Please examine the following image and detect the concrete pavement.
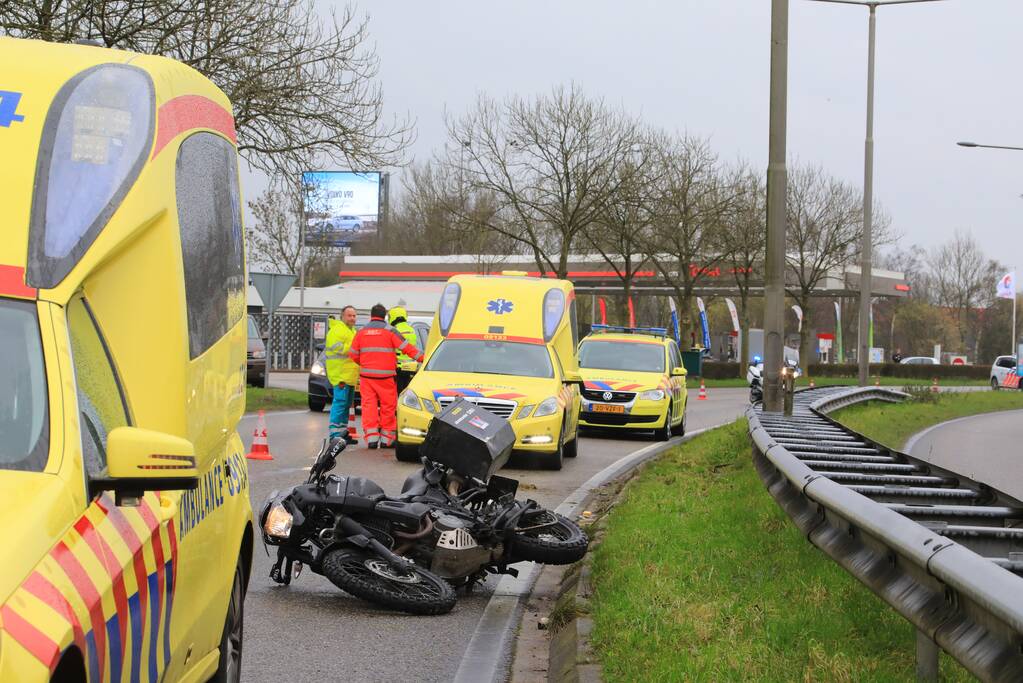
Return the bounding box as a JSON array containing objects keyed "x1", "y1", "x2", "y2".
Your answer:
[
  {"x1": 238, "y1": 386, "x2": 750, "y2": 682},
  {"x1": 908, "y1": 409, "x2": 1023, "y2": 501}
]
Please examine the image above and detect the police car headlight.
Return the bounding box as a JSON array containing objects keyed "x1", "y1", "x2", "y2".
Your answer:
[
  {"x1": 310, "y1": 361, "x2": 325, "y2": 376},
  {"x1": 400, "y1": 390, "x2": 422, "y2": 410},
  {"x1": 252, "y1": 350, "x2": 267, "y2": 360},
  {"x1": 639, "y1": 390, "x2": 666, "y2": 401},
  {"x1": 534, "y1": 397, "x2": 560, "y2": 417},
  {"x1": 264, "y1": 504, "x2": 293, "y2": 539}
]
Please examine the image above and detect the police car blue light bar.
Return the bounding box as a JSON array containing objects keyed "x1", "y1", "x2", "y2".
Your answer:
[{"x1": 590, "y1": 324, "x2": 669, "y2": 336}]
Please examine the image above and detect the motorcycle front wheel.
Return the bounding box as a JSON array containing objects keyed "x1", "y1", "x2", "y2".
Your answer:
[
  {"x1": 321, "y1": 548, "x2": 456, "y2": 615},
  {"x1": 507, "y1": 510, "x2": 588, "y2": 565}
]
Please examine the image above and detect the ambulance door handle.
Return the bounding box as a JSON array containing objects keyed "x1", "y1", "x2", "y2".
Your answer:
[{"x1": 159, "y1": 493, "x2": 178, "y2": 523}]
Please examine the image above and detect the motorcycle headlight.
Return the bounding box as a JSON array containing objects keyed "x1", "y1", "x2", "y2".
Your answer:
[
  {"x1": 639, "y1": 389, "x2": 665, "y2": 401},
  {"x1": 400, "y1": 390, "x2": 422, "y2": 410},
  {"x1": 263, "y1": 504, "x2": 293, "y2": 539},
  {"x1": 533, "y1": 396, "x2": 560, "y2": 417},
  {"x1": 310, "y1": 361, "x2": 325, "y2": 376}
]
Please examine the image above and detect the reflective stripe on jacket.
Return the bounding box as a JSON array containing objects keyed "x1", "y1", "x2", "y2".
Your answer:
[
  {"x1": 392, "y1": 320, "x2": 418, "y2": 363},
  {"x1": 349, "y1": 318, "x2": 424, "y2": 378},
  {"x1": 324, "y1": 319, "x2": 358, "y2": 386}
]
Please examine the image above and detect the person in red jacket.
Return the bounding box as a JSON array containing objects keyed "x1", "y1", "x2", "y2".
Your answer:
[{"x1": 349, "y1": 303, "x2": 425, "y2": 448}]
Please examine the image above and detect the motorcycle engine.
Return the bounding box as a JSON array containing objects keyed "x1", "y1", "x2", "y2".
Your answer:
[{"x1": 430, "y1": 514, "x2": 493, "y2": 579}]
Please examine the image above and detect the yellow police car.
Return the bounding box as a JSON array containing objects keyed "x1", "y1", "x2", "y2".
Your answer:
[
  {"x1": 0, "y1": 38, "x2": 253, "y2": 682},
  {"x1": 396, "y1": 274, "x2": 582, "y2": 470},
  {"x1": 577, "y1": 326, "x2": 688, "y2": 440}
]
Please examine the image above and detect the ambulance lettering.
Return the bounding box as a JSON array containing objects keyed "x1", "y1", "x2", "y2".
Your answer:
[{"x1": 179, "y1": 452, "x2": 248, "y2": 540}]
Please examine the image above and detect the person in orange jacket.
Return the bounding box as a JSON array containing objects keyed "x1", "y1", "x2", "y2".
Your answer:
[{"x1": 349, "y1": 303, "x2": 425, "y2": 448}]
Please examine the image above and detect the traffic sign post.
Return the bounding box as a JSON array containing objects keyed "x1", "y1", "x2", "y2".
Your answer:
[{"x1": 251, "y1": 272, "x2": 296, "y2": 388}]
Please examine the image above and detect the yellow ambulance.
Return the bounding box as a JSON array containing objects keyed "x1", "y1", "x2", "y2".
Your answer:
[
  {"x1": 396, "y1": 274, "x2": 582, "y2": 470},
  {"x1": 577, "y1": 326, "x2": 688, "y2": 440},
  {"x1": 0, "y1": 37, "x2": 253, "y2": 682}
]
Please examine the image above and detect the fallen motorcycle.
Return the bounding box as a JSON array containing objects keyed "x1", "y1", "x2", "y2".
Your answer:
[{"x1": 259, "y1": 398, "x2": 589, "y2": 615}]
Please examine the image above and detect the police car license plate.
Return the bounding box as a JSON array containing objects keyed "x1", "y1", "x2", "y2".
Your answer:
[{"x1": 592, "y1": 404, "x2": 625, "y2": 414}]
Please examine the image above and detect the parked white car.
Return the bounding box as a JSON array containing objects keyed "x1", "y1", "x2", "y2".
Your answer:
[
  {"x1": 900, "y1": 356, "x2": 938, "y2": 365},
  {"x1": 990, "y1": 355, "x2": 1019, "y2": 389}
]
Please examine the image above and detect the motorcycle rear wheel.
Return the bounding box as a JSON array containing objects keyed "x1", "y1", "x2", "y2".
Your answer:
[
  {"x1": 321, "y1": 548, "x2": 456, "y2": 615},
  {"x1": 507, "y1": 511, "x2": 588, "y2": 565}
]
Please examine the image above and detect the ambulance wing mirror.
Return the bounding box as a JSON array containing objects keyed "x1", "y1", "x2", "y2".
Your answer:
[
  {"x1": 91, "y1": 427, "x2": 199, "y2": 506},
  {"x1": 563, "y1": 370, "x2": 585, "y2": 387}
]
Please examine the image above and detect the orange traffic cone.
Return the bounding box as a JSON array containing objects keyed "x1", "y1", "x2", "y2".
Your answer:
[
  {"x1": 809, "y1": 377, "x2": 816, "y2": 389},
  {"x1": 246, "y1": 410, "x2": 274, "y2": 460},
  {"x1": 347, "y1": 402, "x2": 360, "y2": 441},
  {"x1": 931, "y1": 377, "x2": 939, "y2": 393},
  {"x1": 697, "y1": 378, "x2": 708, "y2": 401}
]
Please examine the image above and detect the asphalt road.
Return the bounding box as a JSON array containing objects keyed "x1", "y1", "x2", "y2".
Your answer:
[
  {"x1": 908, "y1": 409, "x2": 1023, "y2": 501},
  {"x1": 238, "y1": 386, "x2": 750, "y2": 682}
]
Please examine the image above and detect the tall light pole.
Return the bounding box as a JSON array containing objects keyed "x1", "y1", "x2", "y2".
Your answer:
[
  {"x1": 957, "y1": 140, "x2": 1021, "y2": 356},
  {"x1": 763, "y1": 0, "x2": 790, "y2": 412},
  {"x1": 808, "y1": 0, "x2": 947, "y2": 385}
]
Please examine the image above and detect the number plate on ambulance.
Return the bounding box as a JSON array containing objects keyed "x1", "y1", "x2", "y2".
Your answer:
[{"x1": 592, "y1": 404, "x2": 625, "y2": 414}]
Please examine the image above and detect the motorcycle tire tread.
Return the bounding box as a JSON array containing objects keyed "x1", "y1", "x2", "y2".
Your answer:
[
  {"x1": 507, "y1": 513, "x2": 589, "y2": 565},
  {"x1": 321, "y1": 549, "x2": 457, "y2": 616}
]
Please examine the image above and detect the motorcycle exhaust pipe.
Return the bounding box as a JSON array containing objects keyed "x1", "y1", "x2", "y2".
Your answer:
[{"x1": 338, "y1": 517, "x2": 413, "y2": 571}]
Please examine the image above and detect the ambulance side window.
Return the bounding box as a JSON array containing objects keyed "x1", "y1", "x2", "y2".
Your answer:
[
  {"x1": 175, "y1": 132, "x2": 246, "y2": 359},
  {"x1": 669, "y1": 342, "x2": 682, "y2": 371},
  {"x1": 67, "y1": 297, "x2": 130, "y2": 477}
]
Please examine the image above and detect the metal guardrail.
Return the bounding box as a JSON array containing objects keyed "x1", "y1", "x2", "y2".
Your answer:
[{"x1": 748, "y1": 386, "x2": 1023, "y2": 682}]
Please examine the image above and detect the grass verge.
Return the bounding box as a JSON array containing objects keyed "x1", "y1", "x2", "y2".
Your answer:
[
  {"x1": 832, "y1": 389, "x2": 1023, "y2": 451},
  {"x1": 701, "y1": 376, "x2": 989, "y2": 388},
  {"x1": 245, "y1": 386, "x2": 308, "y2": 413},
  {"x1": 589, "y1": 420, "x2": 971, "y2": 681}
]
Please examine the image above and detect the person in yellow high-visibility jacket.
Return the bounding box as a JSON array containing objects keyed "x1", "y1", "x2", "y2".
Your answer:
[
  {"x1": 325, "y1": 305, "x2": 359, "y2": 442},
  {"x1": 389, "y1": 306, "x2": 418, "y2": 395}
]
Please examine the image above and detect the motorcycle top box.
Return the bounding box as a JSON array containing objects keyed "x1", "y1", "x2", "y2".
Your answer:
[{"x1": 420, "y1": 398, "x2": 515, "y2": 481}]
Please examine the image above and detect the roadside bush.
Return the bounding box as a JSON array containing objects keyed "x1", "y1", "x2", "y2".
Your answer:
[{"x1": 699, "y1": 361, "x2": 989, "y2": 380}]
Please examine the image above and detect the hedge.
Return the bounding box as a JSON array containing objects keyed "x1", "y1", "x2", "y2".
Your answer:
[{"x1": 699, "y1": 361, "x2": 990, "y2": 380}]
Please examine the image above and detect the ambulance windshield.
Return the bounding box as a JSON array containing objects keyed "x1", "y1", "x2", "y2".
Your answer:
[
  {"x1": 426, "y1": 339, "x2": 554, "y2": 378},
  {"x1": 0, "y1": 300, "x2": 49, "y2": 472},
  {"x1": 578, "y1": 340, "x2": 665, "y2": 373}
]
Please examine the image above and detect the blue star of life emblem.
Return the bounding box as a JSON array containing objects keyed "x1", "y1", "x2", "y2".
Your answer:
[{"x1": 487, "y1": 298, "x2": 514, "y2": 315}]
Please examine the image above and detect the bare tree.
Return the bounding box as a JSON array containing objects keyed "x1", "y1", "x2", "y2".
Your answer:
[
  {"x1": 785, "y1": 163, "x2": 892, "y2": 368},
  {"x1": 645, "y1": 132, "x2": 733, "y2": 337},
  {"x1": 581, "y1": 135, "x2": 659, "y2": 319},
  {"x1": 446, "y1": 84, "x2": 642, "y2": 278},
  {"x1": 928, "y1": 229, "x2": 1002, "y2": 358},
  {"x1": 247, "y1": 183, "x2": 342, "y2": 284},
  {"x1": 3, "y1": 0, "x2": 412, "y2": 177},
  {"x1": 721, "y1": 165, "x2": 766, "y2": 373},
  {"x1": 361, "y1": 160, "x2": 519, "y2": 264}
]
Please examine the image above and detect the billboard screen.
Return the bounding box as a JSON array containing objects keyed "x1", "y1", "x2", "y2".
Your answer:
[{"x1": 302, "y1": 171, "x2": 381, "y2": 247}]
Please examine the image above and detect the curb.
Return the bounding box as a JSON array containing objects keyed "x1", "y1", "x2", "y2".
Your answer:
[{"x1": 454, "y1": 424, "x2": 725, "y2": 683}]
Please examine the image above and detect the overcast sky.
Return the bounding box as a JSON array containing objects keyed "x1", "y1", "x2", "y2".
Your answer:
[{"x1": 292, "y1": 1, "x2": 1022, "y2": 264}]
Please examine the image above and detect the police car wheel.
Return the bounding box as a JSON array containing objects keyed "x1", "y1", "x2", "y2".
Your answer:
[
  {"x1": 308, "y1": 396, "x2": 326, "y2": 412},
  {"x1": 991, "y1": 377, "x2": 1000, "y2": 391},
  {"x1": 212, "y1": 560, "x2": 245, "y2": 683}
]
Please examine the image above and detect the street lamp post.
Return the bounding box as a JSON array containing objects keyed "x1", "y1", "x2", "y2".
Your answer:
[
  {"x1": 957, "y1": 141, "x2": 1021, "y2": 355},
  {"x1": 808, "y1": 0, "x2": 947, "y2": 386},
  {"x1": 763, "y1": 0, "x2": 790, "y2": 413}
]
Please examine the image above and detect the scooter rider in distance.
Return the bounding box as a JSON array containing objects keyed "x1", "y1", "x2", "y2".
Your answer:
[{"x1": 350, "y1": 303, "x2": 425, "y2": 449}]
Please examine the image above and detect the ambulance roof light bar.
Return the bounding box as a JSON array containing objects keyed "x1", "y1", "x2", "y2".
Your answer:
[{"x1": 590, "y1": 324, "x2": 669, "y2": 337}]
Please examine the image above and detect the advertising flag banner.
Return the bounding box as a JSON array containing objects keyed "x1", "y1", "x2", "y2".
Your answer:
[
  {"x1": 668, "y1": 299, "x2": 681, "y2": 343},
  {"x1": 725, "y1": 298, "x2": 740, "y2": 333},
  {"x1": 792, "y1": 305, "x2": 803, "y2": 333},
  {"x1": 834, "y1": 301, "x2": 843, "y2": 363},
  {"x1": 997, "y1": 272, "x2": 1016, "y2": 299},
  {"x1": 598, "y1": 297, "x2": 607, "y2": 325},
  {"x1": 627, "y1": 296, "x2": 636, "y2": 327},
  {"x1": 302, "y1": 171, "x2": 381, "y2": 247},
  {"x1": 696, "y1": 297, "x2": 711, "y2": 350}
]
